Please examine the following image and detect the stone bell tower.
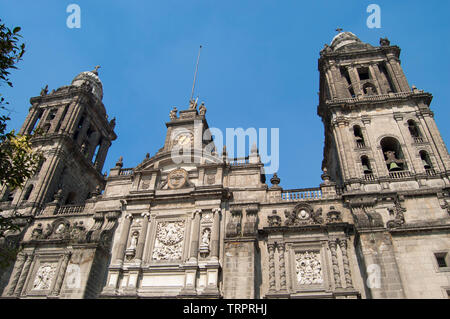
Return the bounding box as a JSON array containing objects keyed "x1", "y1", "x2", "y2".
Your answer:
[
  {"x1": 317, "y1": 31, "x2": 450, "y2": 189},
  {"x1": 0, "y1": 67, "x2": 117, "y2": 216},
  {"x1": 317, "y1": 32, "x2": 450, "y2": 299}
]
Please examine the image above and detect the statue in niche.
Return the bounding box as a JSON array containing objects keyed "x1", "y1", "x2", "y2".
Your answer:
[
  {"x1": 125, "y1": 231, "x2": 139, "y2": 260},
  {"x1": 199, "y1": 228, "x2": 211, "y2": 256},
  {"x1": 201, "y1": 228, "x2": 211, "y2": 246},
  {"x1": 129, "y1": 231, "x2": 139, "y2": 250}
]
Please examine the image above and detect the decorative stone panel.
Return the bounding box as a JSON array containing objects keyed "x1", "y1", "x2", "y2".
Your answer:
[{"x1": 152, "y1": 220, "x2": 186, "y2": 261}]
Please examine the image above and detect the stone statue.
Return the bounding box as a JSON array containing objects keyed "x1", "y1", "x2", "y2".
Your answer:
[
  {"x1": 129, "y1": 231, "x2": 139, "y2": 250},
  {"x1": 380, "y1": 37, "x2": 390, "y2": 46},
  {"x1": 201, "y1": 228, "x2": 211, "y2": 246},
  {"x1": 189, "y1": 99, "x2": 198, "y2": 110},
  {"x1": 199, "y1": 102, "x2": 206, "y2": 115},
  {"x1": 170, "y1": 107, "x2": 178, "y2": 120}
]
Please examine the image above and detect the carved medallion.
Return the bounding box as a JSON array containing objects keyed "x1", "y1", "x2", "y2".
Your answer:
[
  {"x1": 32, "y1": 263, "x2": 57, "y2": 290},
  {"x1": 295, "y1": 251, "x2": 323, "y2": 285},
  {"x1": 152, "y1": 220, "x2": 185, "y2": 261},
  {"x1": 167, "y1": 168, "x2": 188, "y2": 189}
]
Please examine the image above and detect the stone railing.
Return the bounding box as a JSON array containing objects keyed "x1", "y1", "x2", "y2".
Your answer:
[
  {"x1": 56, "y1": 204, "x2": 85, "y2": 215},
  {"x1": 327, "y1": 92, "x2": 414, "y2": 104},
  {"x1": 425, "y1": 168, "x2": 437, "y2": 176},
  {"x1": 229, "y1": 157, "x2": 250, "y2": 166},
  {"x1": 413, "y1": 137, "x2": 424, "y2": 144},
  {"x1": 356, "y1": 141, "x2": 366, "y2": 148},
  {"x1": 119, "y1": 168, "x2": 134, "y2": 176},
  {"x1": 281, "y1": 187, "x2": 322, "y2": 201},
  {"x1": 389, "y1": 170, "x2": 411, "y2": 179},
  {"x1": 364, "y1": 173, "x2": 376, "y2": 181}
]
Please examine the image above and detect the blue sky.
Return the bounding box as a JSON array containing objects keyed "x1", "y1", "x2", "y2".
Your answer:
[{"x1": 1, "y1": 1, "x2": 449, "y2": 189}]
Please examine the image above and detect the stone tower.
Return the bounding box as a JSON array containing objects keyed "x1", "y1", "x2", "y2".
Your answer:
[
  {"x1": 1, "y1": 67, "x2": 117, "y2": 216},
  {"x1": 318, "y1": 32, "x2": 450, "y2": 187},
  {"x1": 317, "y1": 32, "x2": 450, "y2": 298}
]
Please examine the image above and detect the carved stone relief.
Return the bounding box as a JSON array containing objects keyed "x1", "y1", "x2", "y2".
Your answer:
[
  {"x1": 167, "y1": 168, "x2": 188, "y2": 189},
  {"x1": 32, "y1": 263, "x2": 57, "y2": 290},
  {"x1": 285, "y1": 204, "x2": 323, "y2": 226},
  {"x1": 295, "y1": 251, "x2": 323, "y2": 285},
  {"x1": 152, "y1": 220, "x2": 185, "y2": 261}
]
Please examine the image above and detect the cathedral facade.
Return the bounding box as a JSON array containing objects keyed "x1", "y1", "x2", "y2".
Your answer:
[{"x1": 0, "y1": 32, "x2": 449, "y2": 299}]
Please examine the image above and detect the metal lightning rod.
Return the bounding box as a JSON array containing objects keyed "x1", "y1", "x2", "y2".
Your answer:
[{"x1": 190, "y1": 45, "x2": 202, "y2": 103}]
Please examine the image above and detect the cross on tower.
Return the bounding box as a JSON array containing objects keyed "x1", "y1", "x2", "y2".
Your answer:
[
  {"x1": 92, "y1": 65, "x2": 101, "y2": 75},
  {"x1": 336, "y1": 28, "x2": 343, "y2": 33}
]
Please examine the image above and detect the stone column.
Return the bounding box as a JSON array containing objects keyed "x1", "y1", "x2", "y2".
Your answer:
[
  {"x1": 189, "y1": 209, "x2": 201, "y2": 262},
  {"x1": 339, "y1": 238, "x2": 353, "y2": 288},
  {"x1": 387, "y1": 57, "x2": 410, "y2": 92},
  {"x1": 267, "y1": 243, "x2": 276, "y2": 292},
  {"x1": 384, "y1": 59, "x2": 402, "y2": 92},
  {"x1": 368, "y1": 64, "x2": 383, "y2": 94},
  {"x1": 420, "y1": 112, "x2": 450, "y2": 171},
  {"x1": 6, "y1": 252, "x2": 27, "y2": 296},
  {"x1": 210, "y1": 208, "x2": 221, "y2": 260},
  {"x1": 19, "y1": 106, "x2": 39, "y2": 135},
  {"x1": 113, "y1": 213, "x2": 133, "y2": 265},
  {"x1": 347, "y1": 66, "x2": 362, "y2": 96},
  {"x1": 50, "y1": 252, "x2": 71, "y2": 296},
  {"x1": 13, "y1": 253, "x2": 34, "y2": 297},
  {"x1": 328, "y1": 239, "x2": 342, "y2": 289},
  {"x1": 94, "y1": 139, "x2": 110, "y2": 172},
  {"x1": 334, "y1": 120, "x2": 354, "y2": 180},
  {"x1": 135, "y1": 212, "x2": 150, "y2": 263},
  {"x1": 278, "y1": 243, "x2": 287, "y2": 291}
]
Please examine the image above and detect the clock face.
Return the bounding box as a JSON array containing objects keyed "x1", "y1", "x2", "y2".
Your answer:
[{"x1": 174, "y1": 133, "x2": 193, "y2": 146}]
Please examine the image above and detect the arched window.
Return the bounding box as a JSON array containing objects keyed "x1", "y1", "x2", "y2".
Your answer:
[
  {"x1": 23, "y1": 184, "x2": 34, "y2": 201},
  {"x1": 47, "y1": 108, "x2": 58, "y2": 121},
  {"x1": 408, "y1": 120, "x2": 423, "y2": 142},
  {"x1": 353, "y1": 125, "x2": 365, "y2": 148},
  {"x1": 92, "y1": 140, "x2": 101, "y2": 164},
  {"x1": 380, "y1": 137, "x2": 407, "y2": 171},
  {"x1": 419, "y1": 150, "x2": 434, "y2": 176},
  {"x1": 34, "y1": 157, "x2": 46, "y2": 176},
  {"x1": 65, "y1": 192, "x2": 77, "y2": 205},
  {"x1": 1, "y1": 188, "x2": 13, "y2": 202},
  {"x1": 29, "y1": 110, "x2": 43, "y2": 134},
  {"x1": 361, "y1": 156, "x2": 372, "y2": 174}
]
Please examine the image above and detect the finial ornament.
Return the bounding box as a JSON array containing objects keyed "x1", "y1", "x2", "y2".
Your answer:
[
  {"x1": 335, "y1": 27, "x2": 343, "y2": 33},
  {"x1": 270, "y1": 173, "x2": 281, "y2": 188},
  {"x1": 92, "y1": 65, "x2": 101, "y2": 75},
  {"x1": 115, "y1": 156, "x2": 123, "y2": 168}
]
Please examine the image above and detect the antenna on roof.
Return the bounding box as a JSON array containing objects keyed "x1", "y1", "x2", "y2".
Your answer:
[{"x1": 190, "y1": 45, "x2": 202, "y2": 103}]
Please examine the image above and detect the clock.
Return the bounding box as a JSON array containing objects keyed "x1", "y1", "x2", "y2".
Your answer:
[{"x1": 173, "y1": 133, "x2": 193, "y2": 147}]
